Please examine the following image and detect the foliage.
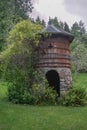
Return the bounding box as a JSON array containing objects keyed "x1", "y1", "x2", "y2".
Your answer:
[
  {"x1": 48, "y1": 17, "x2": 63, "y2": 29},
  {"x1": 48, "y1": 17, "x2": 70, "y2": 31},
  {"x1": 13, "y1": 0, "x2": 33, "y2": 21},
  {"x1": 71, "y1": 20, "x2": 87, "y2": 46},
  {"x1": 35, "y1": 16, "x2": 46, "y2": 27},
  {"x1": 7, "y1": 82, "x2": 36, "y2": 104},
  {"x1": 7, "y1": 20, "x2": 42, "y2": 45},
  {"x1": 7, "y1": 70, "x2": 58, "y2": 105},
  {"x1": 0, "y1": 20, "x2": 42, "y2": 77},
  {"x1": 62, "y1": 71, "x2": 87, "y2": 107},
  {"x1": 0, "y1": 0, "x2": 13, "y2": 51},
  {"x1": 32, "y1": 72, "x2": 58, "y2": 105},
  {"x1": 71, "y1": 43, "x2": 87, "y2": 72},
  {"x1": 7, "y1": 81, "x2": 57, "y2": 105},
  {"x1": 71, "y1": 21, "x2": 85, "y2": 37},
  {"x1": 0, "y1": 0, "x2": 33, "y2": 51},
  {"x1": 0, "y1": 20, "x2": 43, "y2": 104},
  {"x1": 0, "y1": 20, "x2": 58, "y2": 105},
  {"x1": 63, "y1": 22, "x2": 70, "y2": 32},
  {"x1": 61, "y1": 87, "x2": 86, "y2": 106},
  {"x1": 71, "y1": 20, "x2": 87, "y2": 72},
  {"x1": 32, "y1": 82, "x2": 58, "y2": 105}
]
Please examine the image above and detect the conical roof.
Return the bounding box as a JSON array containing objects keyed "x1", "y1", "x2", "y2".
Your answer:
[{"x1": 40, "y1": 24, "x2": 74, "y2": 43}]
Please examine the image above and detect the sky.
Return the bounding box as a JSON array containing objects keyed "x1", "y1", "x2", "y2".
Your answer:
[{"x1": 30, "y1": 0, "x2": 87, "y2": 28}]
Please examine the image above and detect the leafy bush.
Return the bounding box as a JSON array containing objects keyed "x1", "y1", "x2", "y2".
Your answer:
[
  {"x1": 32, "y1": 82, "x2": 58, "y2": 105},
  {"x1": 7, "y1": 66, "x2": 58, "y2": 105},
  {"x1": 8, "y1": 84, "x2": 36, "y2": 104},
  {"x1": 7, "y1": 80, "x2": 58, "y2": 105},
  {"x1": 61, "y1": 87, "x2": 86, "y2": 106}
]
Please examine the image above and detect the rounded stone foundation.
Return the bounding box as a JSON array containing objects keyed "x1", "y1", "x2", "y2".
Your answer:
[{"x1": 39, "y1": 67, "x2": 72, "y2": 96}]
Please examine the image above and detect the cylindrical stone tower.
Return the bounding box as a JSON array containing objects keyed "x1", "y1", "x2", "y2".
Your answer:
[{"x1": 37, "y1": 25, "x2": 74, "y2": 96}]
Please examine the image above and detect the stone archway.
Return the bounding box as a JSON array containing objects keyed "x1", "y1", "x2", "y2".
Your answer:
[{"x1": 46, "y1": 70, "x2": 60, "y2": 96}]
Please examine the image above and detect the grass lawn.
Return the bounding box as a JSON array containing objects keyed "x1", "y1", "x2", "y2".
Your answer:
[
  {"x1": 0, "y1": 73, "x2": 87, "y2": 130},
  {"x1": 72, "y1": 73, "x2": 87, "y2": 89}
]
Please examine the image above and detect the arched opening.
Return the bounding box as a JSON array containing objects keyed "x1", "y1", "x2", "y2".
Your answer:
[{"x1": 46, "y1": 70, "x2": 60, "y2": 96}]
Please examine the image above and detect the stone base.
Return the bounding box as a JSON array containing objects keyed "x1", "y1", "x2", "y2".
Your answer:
[{"x1": 38, "y1": 67, "x2": 72, "y2": 96}]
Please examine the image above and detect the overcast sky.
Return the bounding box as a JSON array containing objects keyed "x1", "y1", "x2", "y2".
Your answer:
[{"x1": 30, "y1": 0, "x2": 87, "y2": 28}]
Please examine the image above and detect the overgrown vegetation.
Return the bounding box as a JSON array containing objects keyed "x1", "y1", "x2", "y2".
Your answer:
[
  {"x1": 0, "y1": 1, "x2": 87, "y2": 105},
  {"x1": 61, "y1": 87, "x2": 86, "y2": 106},
  {"x1": 0, "y1": 19, "x2": 87, "y2": 106},
  {"x1": 0, "y1": 0, "x2": 33, "y2": 51},
  {"x1": 0, "y1": 20, "x2": 58, "y2": 105},
  {"x1": 8, "y1": 80, "x2": 57, "y2": 105},
  {"x1": 61, "y1": 71, "x2": 87, "y2": 106}
]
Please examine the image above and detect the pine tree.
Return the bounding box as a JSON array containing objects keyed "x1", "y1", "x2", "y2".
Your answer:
[
  {"x1": 41, "y1": 19, "x2": 46, "y2": 27},
  {"x1": 0, "y1": 0, "x2": 33, "y2": 51},
  {"x1": 71, "y1": 21, "x2": 86, "y2": 37},
  {"x1": 64, "y1": 22, "x2": 70, "y2": 32},
  {"x1": 48, "y1": 17, "x2": 61, "y2": 28},
  {"x1": 36, "y1": 16, "x2": 42, "y2": 25},
  {"x1": 48, "y1": 17, "x2": 52, "y2": 25}
]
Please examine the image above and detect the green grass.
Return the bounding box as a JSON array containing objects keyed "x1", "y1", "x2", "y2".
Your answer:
[
  {"x1": 0, "y1": 82, "x2": 7, "y2": 100},
  {"x1": 0, "y1": 73, "x2": 87, "y2": 130},
  {"x1": 73, "y1": 73, "x2": 87, "y2": 90}
]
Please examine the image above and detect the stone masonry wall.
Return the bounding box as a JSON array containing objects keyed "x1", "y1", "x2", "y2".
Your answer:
[{"x1": 39, "y1": 67, "x2": 72, "y2": 95}]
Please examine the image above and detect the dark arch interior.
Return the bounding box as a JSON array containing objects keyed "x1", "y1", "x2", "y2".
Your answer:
[{"x1": 46, "y1": 70, "x2": 60, "y2": 96}]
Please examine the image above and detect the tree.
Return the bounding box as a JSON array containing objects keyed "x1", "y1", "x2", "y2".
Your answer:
[
  {"x1": 59, "y1": 21, "x2": 64, "y2": 29},
  {"x1": 70, "y1": 20, "x2": 87, "y2": 52},
  {"x1": 0, "y1": 20, "x2": 42, "y2": 85},
  {"x1": 70, "y1": 20, "x2": 87, "y2": 73},
  {"x1": 71, "y1": 20, "x2": 86, "y2": 38},
  {"x1": 63, "y1": 22, "x2": 70, "y2": 32},
  {"x1": 71, "y1": 43, "x2": 87, "y2": 72},
  {"x1": 48, "y1": 17, "x2": 61, "y2": 28},
  {"x1": 36, "y1": 16, "x2": 42, "y2": 25},
  {"x1": 48, "y1": 17, "x2": 52, "y2": 25},
  {"x1": 0, "y1": 0, "x2": 33, "y2": 51},
  {"x1": 0, "y1": 1, "x2": 13, "y2": 51},
  {"x1": 35, "y1": 16, "x2": 46, "y2": 27},
  {"x1": 52, "y1": 17, "x2": 60, "y2": 28},
  {"x1": 79, "y1": 20, "x2": 85, "y2": 34},
  {"x1": 48, "y1": 17, "x2": 70, "y2": 31},
  {"x1": 71, "y1": 22, "x2": 79, "y2": 35},
  {"x1": 41, "y1": 19, "x2": 46, "y2": 27},
  {"x1": 13, "y1": 0, "x2": 33, "y2": 21}
]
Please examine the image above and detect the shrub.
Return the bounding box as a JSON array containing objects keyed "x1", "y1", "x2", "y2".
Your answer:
[
  {"x1": 7, "y1": 81, "x2": 58, "y2": 105},
  {"x1": 8, "y1": 83, "x2": 23, "y2": 104},
  {"x1": 22, "y1": 90, "x2": 36, "y2": 104},
  {"x1": 32, "y1": 82, "x2": 58, "y2": 105},
  {"x1": 61, "y1": 87, "x2": 86, "y2": 106},
  {"x1": 7, "y1": 82, "x2": 36, "y2": 104},
  {"x1": 7, "y1": 70, "x2": 58, "y2": 105}
]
